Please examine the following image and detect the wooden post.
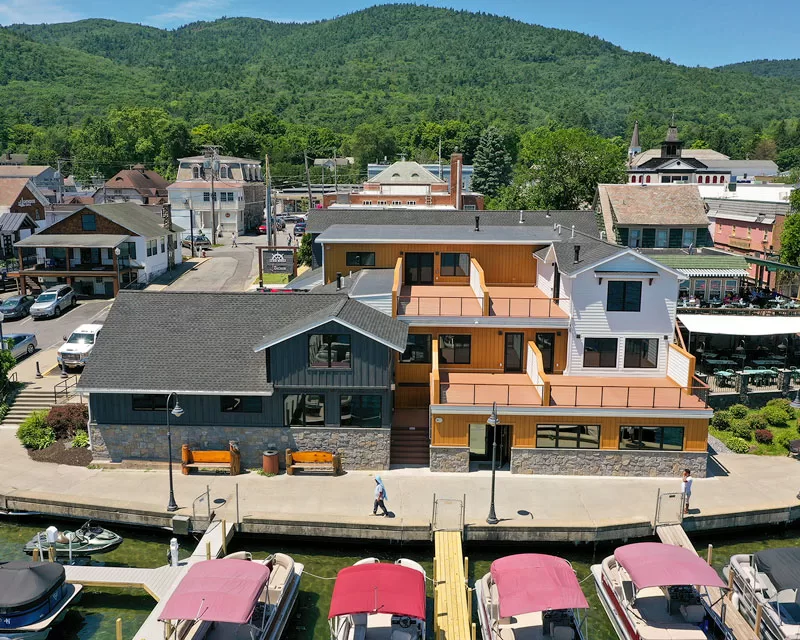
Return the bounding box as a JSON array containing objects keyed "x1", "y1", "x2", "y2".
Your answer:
[
  {"x1": 472, "y1": 622, "x2": 477, "y2": 640},
  {"x1": 115, "y1": 618, "x2": 122, "y2": 640},
  {"x1": 206, "y1": 541, "x2": 211, "y2": 560},
  {"x1": 464, "y1": 555, "x2": 469, "y2": 579},
  {"x1": 707, "y1": 544, "x2": 713, "y2": 566},
  {"x1": 755, "y1": 603, "x2": 763, "y2": 637},
  {"x1": 48, "y1": 546, "x2": 55, "y2": 562},
  {"x1": 727, "y1": 567, "x2": 734, "y2": 592},
  {"x1": 32, "y1": 548, "x2": 40, "y2": 562},
  {"x1": 221, "y1": 519, "x2": 227, "y2": 556}
]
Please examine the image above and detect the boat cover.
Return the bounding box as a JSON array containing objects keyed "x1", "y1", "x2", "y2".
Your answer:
[
  {"x1": 490, "y1": 554, "x2": 588, "y2": 618},
  {"x1": 754, "y1": 548, "x2": 800, "y2": 592},
  {"x1": 615, "y1": 543, "x2": 726, "y2": 589},
  {"x1": 0, "y1": 561, "x2": 65, "y2": 612},
  {"x1": 328, "y1": 564, "x2": 426, "y2": 620},
  {"x1": 159, "y1": 559, "x2": 270, "y2": 624}
]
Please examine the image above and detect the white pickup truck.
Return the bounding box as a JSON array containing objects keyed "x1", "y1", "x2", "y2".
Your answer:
[{"x1": 57, "y1": 324, "x2": 103, "y2": 370}]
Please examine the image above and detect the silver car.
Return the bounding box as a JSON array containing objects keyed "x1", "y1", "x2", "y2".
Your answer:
[
  {"x1": 30, "y1": 285, "x2": 77, "y2": 319},
  {"x1": 2, "y1": 333, "x2": 37, "y2": 359}
]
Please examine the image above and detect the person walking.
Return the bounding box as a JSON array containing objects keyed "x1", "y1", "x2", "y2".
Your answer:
[
  {"x1": 231, "y1": 231, "x2": 238, "y2": 248},
  {"x1": 373, "y1": 476, "x2": 388, "y2": 516},
  {"x1": 681, "y1": 468, "x2": 693, "y2": 514},
  {"x1": 287, "y1": 234, "x2": 293, "y2": 247}
]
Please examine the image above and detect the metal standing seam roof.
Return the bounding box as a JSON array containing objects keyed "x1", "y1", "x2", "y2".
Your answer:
[
  {"x1": 14, "y1": 234, "x2": 130, "y2": 248},
  {"x1": 0, "y1": 211, "x2": 38, "y2": 233},
  {"x1": 646, "y1": 252, "x2": 750, "y2": 278}
]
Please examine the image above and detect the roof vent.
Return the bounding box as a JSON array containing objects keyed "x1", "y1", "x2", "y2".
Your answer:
[
  {"x1": 600, "y1": 230, "x2": 606, "y2": 240},
  {"x1": 556, "y1": 224, "x2": 562, "y2": 235},
  {"x1": 519, "y1": 210, "x2": 524, "y2": 224},
  {"x1": 574, "y1": 246, "x2": 581, "y2": 264},
  {"x1": 475, "y1": 215, "x2": 480, "y2": 232}
]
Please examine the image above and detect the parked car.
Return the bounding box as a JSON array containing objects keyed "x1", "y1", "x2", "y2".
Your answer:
[
  {"x1": 30, "y1": 285, "x2": 76, "y2": 319},
  {"x1": 258, "y1": 219, "x2": 286, "y2": 234},
  {"x1": 0, "y1": 295, "x2": 35, "y2": 320},
  {"x1": 182, "y1": 234, "x2": 211, "y2": 249},
  {"x1": 284, "y1": 214, "x2": 308, "y2": 223},
  {"x1": 57, "y1": 323, "x2": 103, "y2": 370},
  {"x1": 2, "y1": 333, "x2": 37, "y2": 359},
  {"x1": 293, "y1": 221, "x2": 307, "y2": 236}
]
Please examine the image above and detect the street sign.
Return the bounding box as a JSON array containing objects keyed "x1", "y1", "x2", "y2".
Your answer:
[{"x1": 262, "y1": 249, "x2": 295, "y2": 275}]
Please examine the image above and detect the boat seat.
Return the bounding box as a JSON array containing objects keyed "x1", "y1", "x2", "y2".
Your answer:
[
  {"x1": 552, "y1": 626, "x2": 575, "y2": 640},
  {"x1": 680, "y1": 604, "x2": 705, "y2": 624},
  {"x1": 352, "y1": 617, "x2": 367, "y2": 640},
  {"x1": 497, "y1": 618, "x2": 513, "y2": 626},
  {"x1": 391, "y1": 630, "x2": 413, "y2": 640}
]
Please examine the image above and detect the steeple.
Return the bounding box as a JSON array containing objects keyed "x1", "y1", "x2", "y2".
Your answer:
[
  {"x1": 628, "y1": 120, "x2": 641, "y2": 162},
  {"x1": 661, "y1": 118, "x2": 683, "y2": 159}
]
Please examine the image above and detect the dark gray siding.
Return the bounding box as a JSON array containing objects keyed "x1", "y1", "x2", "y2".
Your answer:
[
  {"x1": 270, "y1": 320, "x2": 392, "y2": 388},
  {"x1": 312, "y1": 234, "x2": 323, "y2": 269}
]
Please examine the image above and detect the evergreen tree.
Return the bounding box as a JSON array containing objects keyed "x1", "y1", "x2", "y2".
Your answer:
[{"x1": 471, "y1": 126, "x2": 512, "y2": 198}]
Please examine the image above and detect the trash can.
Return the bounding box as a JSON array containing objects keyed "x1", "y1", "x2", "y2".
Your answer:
[{"x1": 262, "y1": 450, "x2": 279, "y2": 475}]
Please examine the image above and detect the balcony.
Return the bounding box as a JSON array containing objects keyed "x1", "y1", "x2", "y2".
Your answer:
[
  {"x1": 439, "y1": 372, "x2": 543, "y2": 406},
  {"x1": 548, "y1": 376, "x2": 707, "y2": 410}
]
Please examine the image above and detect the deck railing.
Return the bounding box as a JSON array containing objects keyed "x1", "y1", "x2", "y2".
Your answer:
[
  {"x1": 489, "y1": 297, "x2": 564, "y2": 317},
  {"x1": 397, "y1": 296, "x2": 483, "y2": 316},
  {"x1": 549, "y1": 384, "x2": 709, "y2": 409},
  {"x1": 439, "y1": 382, "x2": 545, "y2": 406}
]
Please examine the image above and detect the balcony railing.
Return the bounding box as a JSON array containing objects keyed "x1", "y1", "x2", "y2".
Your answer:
[
  {"x1": 439, "y1": 382, "x2": 544, "y2": 406},
  {"x1": 549, "y1": 384, "x2": 708, "y2": 409},
  {"x1": 397, "y1": 296, "x2": 482, "y2": 316},
  {"x1": 489, "y1": 297, "x2": 564, "y2": 317},
  {"x1": 24, "y1": 260, "x2": 134, "y2": 272}
]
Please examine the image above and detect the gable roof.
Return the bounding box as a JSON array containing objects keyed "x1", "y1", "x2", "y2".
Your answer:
[
  {"x1": 597, "y1": 184, "x2": 709, "y2": 230},
  {"x1": 367, "y1": 161, "x2": 444, "y2": 185},
  {"x1": 0, "y1": 165, "x2": 52, "y2": 179},
  {"x1": 705, "y1": 198, "x2": 789, "y2": 224},
  {"x1": 546, "y1": 233, "x2": 627, "y2": 276},
  {"x1": 0, "y1": 178, "x2": 45, "y2": 208},
  {"x1": 630, "y1": 149, "x2": 729, "y2": 168},
  {"x1": 104, "y1": 167, "x2": 169, "y2": 195},
  {"x1": 634, "y1": 156, "x2": 708, "y2": 171},
  {"x1": 77, "y1": 203, "x2": 182, "y2": 238},
  {"x1": 78, "y1": 292, "x2": 407, "y2": 395}
]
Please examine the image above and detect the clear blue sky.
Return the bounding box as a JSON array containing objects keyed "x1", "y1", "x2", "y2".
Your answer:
[{"x1": 1, "y1": 0, "x2": 798, "y2": 68}]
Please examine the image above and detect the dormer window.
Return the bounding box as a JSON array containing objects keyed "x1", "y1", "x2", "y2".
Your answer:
[
  {"x1": 220, "y1": 165, "x2": 229, "y2": 179},
  {"x1": 192, "y1": 165, "x2": 200, "y2": 179}
]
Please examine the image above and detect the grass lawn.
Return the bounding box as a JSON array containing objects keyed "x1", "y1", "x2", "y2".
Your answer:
[
  {"x1": 710, "y1": 423, "x2": 796, "y2": 455},
  {"x1": 711, "y1": 400, "x2": 799, "y2": 455},
  {"x1": 255, "y1": 273, "x2": 292, "y2": 285}
]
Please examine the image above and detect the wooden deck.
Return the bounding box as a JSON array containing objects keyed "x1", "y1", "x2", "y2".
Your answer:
[
  {"x1": 434, "y1": 531, "x2": 473, "y2": 640},
  {"x1": 549, "y1": 376, "x2": 707, "y2": 410},
  {"x1": 440, "y1": 372, "x2": 542, "y2": 406},
  {"x1": 656, "y1": 524, "x2": 753, "y2": 640}
]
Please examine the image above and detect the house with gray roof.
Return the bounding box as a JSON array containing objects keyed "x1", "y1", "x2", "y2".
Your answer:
[{"x1": 78, "y1": 291, "x2": 408, "y2": 470}]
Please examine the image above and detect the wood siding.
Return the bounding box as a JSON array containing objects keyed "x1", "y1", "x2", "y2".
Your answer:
[
  {"x1": 45, "y1": 207, "x2": 134, "y2": 236},
  {"x1": 431, "y1": 412, "x2": 708, "y2": 451},
  {"x1": 323, "y1": 243, "x2": 543, "y2": 286}
]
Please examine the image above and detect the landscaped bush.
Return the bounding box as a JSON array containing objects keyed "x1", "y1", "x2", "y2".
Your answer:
[
  {"x1": 755, "y1": 429, "x2": 774, "y2": 444},
  {"x1": 46, "y1": 404, "x2": 88, "y2": 439},
  {"x1": 729, "y1": 404, "x2": 749, "y2": 419},
  {"x1": 730, "y1": 419, "x2": 753, "y2": 440},
  {"x1": 71, "y1": 430, "x2": 89, "y2": 448},
  {"x1": 763, "y1": 403, "x2": 793, "y2": 428},
  {"x1": 747, "y1": 412, "x2": 769, "y2": 430},
  {"x1": 711, "y1": 410, "x2": 732, "y2": 431},
  {"x1": 16, "y1": 410, "x2": 55, "y2": 450},
  {"x1": 767, "y1": 398, "x2": 796, "y2": 419},
  {"x1": 722, "y1": 435, "x2": 751, "y2": 454},
  {"x1": 776, "y1": 431, "x2": 795, "y2": 450},
  {"x1": 0, "y1": 402, "x2": 9, "y2": 421}
]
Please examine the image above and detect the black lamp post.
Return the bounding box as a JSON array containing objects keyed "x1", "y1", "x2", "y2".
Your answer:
[
  {"x1": 486, "y1": 401, "x2": 500, "y2": 525},
  {"x1": 166, "y1": 392, "x2": 184, "y2": 512}
]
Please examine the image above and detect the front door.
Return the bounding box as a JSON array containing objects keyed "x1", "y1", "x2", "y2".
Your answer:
[
  {"x1": 504, "y1": 333, "x2": 524, "y2": 372},
  {"x1": 469, "y1": 423, "x2": 512, "y2": 467},
  {"x1": 535, "y1": 332, "x2": 555, "y2": 374},
  {"x1": 404, "y1": 253, "x2": 434, "y2": 285}
]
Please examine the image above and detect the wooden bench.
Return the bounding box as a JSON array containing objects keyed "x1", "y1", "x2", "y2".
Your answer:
[
  {"x1": 182, "y1": 442, "x2": 241, "y2": 476},
  {"x1": 285, "y1": 449, "x2": 342, "y2": 476}
]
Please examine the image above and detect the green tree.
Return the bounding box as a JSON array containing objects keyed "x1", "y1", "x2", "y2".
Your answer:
[
  {"x1": 297, "y1": 233, "x2": 313, "y2": 266},
  {"x1": 779, "y1": 193, "x2": 800, "y2": 265},
  {"x1": 471, "y1": 126, "x2": 512, "y2": 198}
]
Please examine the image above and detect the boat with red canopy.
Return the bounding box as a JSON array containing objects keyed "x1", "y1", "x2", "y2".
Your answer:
[
  {"x1": 591, "y1": 542, "x2": 730, "y2": 640},
  {"x1": 476, "y1": 553, "x2": 589, "y2": 640},
  {"x1": 159, "y1": 552, "x2": 302, "y2": 640},
  {"x1": 328, "y1": 559, "x2": 427, "y2": 640}
]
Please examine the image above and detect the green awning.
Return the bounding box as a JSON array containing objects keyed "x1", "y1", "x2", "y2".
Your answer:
[{"x1": 746, "y1": 256, "x2": 800, "y2": 273}]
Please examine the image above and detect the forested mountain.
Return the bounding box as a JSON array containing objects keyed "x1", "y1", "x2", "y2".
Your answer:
[
  {"x1": 4, "y1": 4, "x2": 800, "y2": 136},
  {"x1": 718, "y1": 59, "x2": 800, "y2": 80}
]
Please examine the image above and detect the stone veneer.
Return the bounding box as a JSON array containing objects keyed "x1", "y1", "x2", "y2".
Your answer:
[
  {"x1": 89, "y1": 423, "x2": 390, "y2": 470},
  {"x1": 429, "y1": 446, "x2": 470, "y2": 472},
  {"x1": 510, "y1": 448, "x2": 708, "y2": 477}
]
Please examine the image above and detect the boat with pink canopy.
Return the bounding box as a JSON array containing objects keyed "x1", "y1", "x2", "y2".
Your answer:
[
  {"x1": 158, "y1": 552, "x2": 302, "y2": 640},
  {"x1": 476, "y1": 553, "x2": 590, "y2": 640},
  {"x1": 591, "y1": 542, "x2": 730, "y2": 640}
]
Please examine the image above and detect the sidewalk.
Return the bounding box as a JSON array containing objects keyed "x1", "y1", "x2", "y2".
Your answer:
[{"x1": 2, "y1": 424, "x2": 799, "y2": 541}]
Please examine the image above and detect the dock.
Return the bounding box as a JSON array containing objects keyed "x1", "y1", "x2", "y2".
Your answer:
[{"x1": 434, "y1": 531, "x2": 473, "y2": 640}]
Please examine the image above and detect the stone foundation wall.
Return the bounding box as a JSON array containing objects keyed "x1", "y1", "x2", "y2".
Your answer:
[
  {"x1": 510, "y1": 448, "x2": 708, "y2": 477},
  {"x1": 429, "y1": 446, "x2": 470, "y2": 473},
  {"x1": 89, "y1": 423, "x2": 390, "y2": 470}
]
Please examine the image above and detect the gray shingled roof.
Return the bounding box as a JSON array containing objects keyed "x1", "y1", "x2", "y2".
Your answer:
[
  {"x1": 545, "y1": 232, "x2": 627, "y2": 276},
  {"x1": 81, "y1": 203, "x2": 184, "y2": 238},
  {"x1": 306, "y1": 209, "x2": 599, "y2": 236},
  {"x1": 78, "y1": 291, "x2": 407, "y2": 394}
]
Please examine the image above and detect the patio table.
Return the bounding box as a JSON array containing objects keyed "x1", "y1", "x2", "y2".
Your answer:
[
  {"x1": 706, "y1": 358, "x2": 737, "y2": 367},
  {"x1": 714, "y1": 370, "x2": 736, "y2": 387},
  {"x1": 752, "y1": 359, "x2": 784, "y2": 367},
  {"x1": 746, "y1": 368, "x2": 779, "y2": 386}
]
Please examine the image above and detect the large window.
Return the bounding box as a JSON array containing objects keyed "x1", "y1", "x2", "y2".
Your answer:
[
  {"x1": 400, "y1": 334, "x2": 432, "y2": 363},
  {"x1": 693, "y1": 279, "x2": 706, "y2": 299},
  {"x1": 655, "y1": 229, "x2": 669, "y2": 248},
  {"x1": 284, "y1": 394, "x2": 325, "y2": 426},
  {"x1": 682, "y1": 228, "x2": 696, "y2": 248},
  {"x1": 607, "y1": 281, "x2": 642, "y2": 312},
  {"x1": 439, "y1": 334, "x2": 471, "y2": 364},
  {"x1": 440, "y1": 253, "x2": 470, "y2": 277},
  {"x1": 147, "y1": 239, "x2": 158, "y2": 257},
  {"x1": 346, "y1": 252, "x2": 376, "y2": 267},
  {"x1": 340, "y1": 395, "x2": 382, "y2": 427},
  {"x1": 308, "y1": 334, "x2": 351, "y2": 368},
  {"x1": 81, "y1": 214, "x2": 97, "y2": 231},
  {"x1": 132, "y1": 394, "x2": 168, "y2": 411},
  {"x1": 583, "y1": 338, "x2": 617, "y2": 368},
  {"x1": 536, "y1": 424, "x2": 600, "y2": 449},
  {"x1": 619, "y1": 426, "x2": 684, "y2": 451},
  {"x1": 624, "y1": 338, "x2": 659, "y2": 369},
  {"x1": 220, "y1": 396, "x2": 263, "y2": 413}
]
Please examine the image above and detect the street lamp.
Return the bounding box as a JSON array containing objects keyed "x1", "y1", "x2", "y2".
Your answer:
[
  {"x1": 486, "y1": 401, "x2": 500, "y2": 525},
  {"x1": 114, "y1": 247, "x2": 121, "y2": 294},
  {"x1": 165, "y1": 393, "x2": 184, "y2": 512}
]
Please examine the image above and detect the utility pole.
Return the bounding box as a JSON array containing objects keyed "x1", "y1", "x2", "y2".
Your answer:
[
  {"x1": 333, "y1": 149, "x2": 339, "y2": 193},
  {"x1": 55, "y1": 159, "x2": 63, "y2": 204},
  {"x1": 303, "y1": 151, "x2": 313, "y2": 212},
  {"x1": 438, "y1": 137, "x2": 442, "y2": 179},
  {"x1": 202, "y1": 145, "x2": 221, "y2": 240},
  {"x1": 265, "y1": 154, "x2": 275, "y2": 247}
]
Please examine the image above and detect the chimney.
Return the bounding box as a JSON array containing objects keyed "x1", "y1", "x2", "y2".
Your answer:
[
  {"x1": 336, "y1": 272, "x2": 342, "y2": 290},
  {"x1": 574, "y1": 246, "x2": 581, "y2": 264},
  {"x1": 474, "y1": 215, "x2": 480, "y2": 232},
  {"x1": 450, "y1": 152, "x2": 463, "y2": 209}
]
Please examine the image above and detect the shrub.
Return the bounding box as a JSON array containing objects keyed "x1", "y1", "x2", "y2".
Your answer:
[
  {"x1": 0, "y1": 402, "x2": 9, "y2": 421},
  {"x1": 755, "y1": 429, "x2": 774, "y2": 444},
  {"x1": 767, "y1": 397, "x2": 796, "y2": 419},
  {"x1": 776, "y1": 431, "x2": 795, "y2": 450},
  {"x1": 730, "y1": 419, "x2": 753, "y2": 440},
  {"x1": 724, "y1": 436, "x2": 752, "y2": 454},
  {"x1": 711, "y1": 410, "x2": 732, "y2": 431},
  {"x1": 46, "y1": 404, "x2": 88, "y2": 439},
  {"x1": 71, "y1": 430, "x2": 90, "y2": 448},
  {"x1": 747, "y1": 412, "x2": 769, "y2": 430},
  {"x1": 729, "y1": 404, "x2": 749, "y2": 419},
  {"x1": 16, "y1": 410, "x2": 55, "y2": 450},
  {"x1": 763, "y1": 403, "x2": 792, "y2": 428}
]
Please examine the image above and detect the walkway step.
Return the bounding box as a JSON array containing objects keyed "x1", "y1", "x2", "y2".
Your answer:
[{"x1": 390, "y1": 425, "x2": 430, "y2": 465}]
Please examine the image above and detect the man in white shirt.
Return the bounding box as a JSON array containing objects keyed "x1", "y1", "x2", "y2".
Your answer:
[{"x1": 682, "y1": 468, "x2": 693, "y2": 514}]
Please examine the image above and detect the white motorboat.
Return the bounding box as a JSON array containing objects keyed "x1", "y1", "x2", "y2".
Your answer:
[
  {"x1": 159, "y1": 552, "x2": 303, "y2": 640},
  {"x1": 328, "y1": 558, "x2": 427, "y2": 640},
  {"x1": 591, "y1": 542, "x2": 730, "y2": 640},
  {"x1": 476, "y1": 553, "x2": 589, "y2": 640},
  {"x1": 725, "y1": 547, "x2": 800, "y2": 640}
]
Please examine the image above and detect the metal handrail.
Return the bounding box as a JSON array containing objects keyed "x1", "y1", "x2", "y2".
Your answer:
[
  {"x1": 192, "y1": 485, "x2": 212, "y2": 523},
  {"x1": 53, "y1": 375, "x2": 79, "y2": 404}
]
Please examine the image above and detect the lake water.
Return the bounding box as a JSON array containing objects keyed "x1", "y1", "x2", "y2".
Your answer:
[{"x1": 1, "y1": 517, "x2": 797, "y2": 640}]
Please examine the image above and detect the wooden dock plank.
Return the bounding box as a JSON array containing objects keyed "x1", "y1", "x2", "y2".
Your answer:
[{"x1": 434, "y1": 531, "x2": 471, "y2": 640}]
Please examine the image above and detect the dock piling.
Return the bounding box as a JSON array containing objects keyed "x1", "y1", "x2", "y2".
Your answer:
[
  {"x1": 707, "y1": 543, "x2": 713, "y2": 566},
  {"x1": 221, "y1": 520, "x2": 227, "y2": 556},
  {"x1": 755, "y1": 603, "x2": 763, "y2": 637},
  {"x1": 115, "y1": 617, "x2": 122, "y2": 640},
  {"x1": 206, "y1": 541, "x2": 211, "y2": 560},
  {"x1": 48, "y1": 545, "x2": 55, "y2": 562},
  {"x1": 32, "y1": 548, "x2": 39, "y2": 562}
]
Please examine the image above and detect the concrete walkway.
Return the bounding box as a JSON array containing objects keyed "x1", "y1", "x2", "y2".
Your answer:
[{"x1": 2, "y1": 425, "x2": 799, "y2": 541}]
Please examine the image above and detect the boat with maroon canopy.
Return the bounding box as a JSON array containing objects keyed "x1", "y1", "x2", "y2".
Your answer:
[
  {"x1": 158, "y1": 552, "x2": 302, "y2": 640},
  {"x1": 328, "y1": 561, "x2": 427, "y2": 640},
  {"x1": 476, "y1": 553, "x2": 589, "y2": 640},
  {"x1": 591, "y1": 542, "x2": 730, "y2": 640}
]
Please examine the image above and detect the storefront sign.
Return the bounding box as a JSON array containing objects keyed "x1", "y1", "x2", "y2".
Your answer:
[
  {"x1": 262, "y1": 249, "x2": 295, "y2": 275},
  {"x1": 16, "y1": 198, "x2": 35, "y2": 208}
]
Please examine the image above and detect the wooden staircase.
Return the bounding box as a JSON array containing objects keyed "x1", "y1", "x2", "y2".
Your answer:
[{"x1": 390, "y1": 410, "x2": 430, "y2": 466}]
